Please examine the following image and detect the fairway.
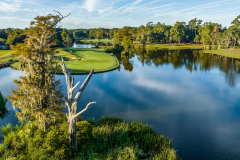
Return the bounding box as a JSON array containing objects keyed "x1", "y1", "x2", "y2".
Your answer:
[
  {"x1": 76, "y1": 38, "x2": 113, "y2": 43},
  {"x1": 0, "y1": 50, "x2": 15, "y2": 62},
  {"x1": 77, "y1": 39, "x2": 204, "y2": 50},
  {"x1": 11, "y1": 48, "x2": 119, "y2": 74},
  {"x1": 133, "y1": 42, "x2": 204, "y2": 50},
  {"x1": 202, "y1": 49, "x2": 240, "y2": 59}
]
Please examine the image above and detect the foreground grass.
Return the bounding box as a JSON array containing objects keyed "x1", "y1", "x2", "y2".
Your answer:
[
  {"x1": 0, "y1": 117, "x2": 178, "y2": 159},
  {"x1": 0, "y1": 50, "x2": 15, "y2": 63},
  {"x1": 11, "y1": 48, "x2": 119, "y2": 74},
  {"x1": 202, "y1": 49, "x2": 240, "y2": 59}
]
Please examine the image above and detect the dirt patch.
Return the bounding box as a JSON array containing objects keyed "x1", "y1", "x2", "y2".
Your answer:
[{"x1": 67, "y1": 57, "x2": 76, "y2": 60}]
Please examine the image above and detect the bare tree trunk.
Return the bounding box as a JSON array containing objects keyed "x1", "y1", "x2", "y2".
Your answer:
[
  {"x1": 233, "y1": 39, "x2": 236, "y2": 50},
  {"x1": 226, "y1": 40, "x2": 229, "y2": 50},
  {"x1": 60, "y1": 57, "x2": 96, "y2": 156}
]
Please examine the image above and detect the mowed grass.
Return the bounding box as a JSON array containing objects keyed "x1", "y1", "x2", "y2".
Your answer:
[
  {"x1": 75, "y1": 38, "x2": 204, "y2": 49},
  {"x1": 11, "y1": 48, "x2": 119, "y2": 74},
  {"x1": 76, "y1": 38, "x2": 113, "y2": 43},
  {"x1": 133, "y1": 41, "x2": 204, "y2": 50},
  {"x1": 202, "y1": 49, "x2": 240, "y2": 59},
  {"x1": 0, "y1": 50, "x2": 16, "y2": 62}
]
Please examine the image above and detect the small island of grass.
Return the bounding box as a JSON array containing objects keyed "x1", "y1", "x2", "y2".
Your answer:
[{"x1": 11, "y1": 48, "x2": 119, "y2": 74}]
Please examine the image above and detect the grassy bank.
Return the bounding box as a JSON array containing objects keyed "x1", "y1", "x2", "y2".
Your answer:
[
  {"x1": 79, "y1": 39, "x2": 204, "y2": 50},
  {"x1": 133, "y1": 42, "x2": 204, "y2": 50},
  {"x1": 11, "y1": 48, "x2": 119, "y2": 74},
  {"x1": 0, "y1": 50, "x2": 15, "y2": 63},
  {"x1": 77, "y1": 38, "x2": 113, "y2": 43},
  {"x1": 0, "y1": 117, "x2": 178, "y2": 159},
  {"x1": 202, "y1": 49, "x2": 240, "y2": 59}
]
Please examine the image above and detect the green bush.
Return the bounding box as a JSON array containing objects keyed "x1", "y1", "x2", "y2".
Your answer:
[
  {"x1": 211, "y1": 45, "x2": 218, "y2": 50},
  {"x1": 104, "y1": 47, "x2": 113, "y2": 53},
  {"x1": 104, "y1": 45, "x2": 124, "y2": 53},
  {"x1": 219, "y1": 44, "x2": 227, "y2": 49},
  {"x1": 0, "y1": 117, "x2": 178, "y2": 160}
]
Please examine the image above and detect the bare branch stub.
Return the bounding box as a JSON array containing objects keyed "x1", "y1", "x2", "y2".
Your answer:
[
  {"x1": 74, "y1": 102, "x2": 96, "y2": 118},
  {"x1": 53, "y1": 10, "x2": 71, "y2": 19}
]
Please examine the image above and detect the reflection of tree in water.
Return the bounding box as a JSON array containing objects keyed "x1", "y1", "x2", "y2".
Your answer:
[
  {"x1": 112, "y1": 46, "x2": 240, "y2": 87},
  {"x1": 112, "y1": 52, "x2": 134, "y2": 72},
  {"x1": 133, "y1": 47, "x2": 240, "y2": 87},
  {"x1": 0, "y1": 107, "x2": 9, "y2": 119},
  {"x1": 0, "y1": 91, "x2": 9, "y2": 119}
]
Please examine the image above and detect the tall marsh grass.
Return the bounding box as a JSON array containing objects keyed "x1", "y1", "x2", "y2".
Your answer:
[{"x1": 0, "y1": 116, "x2": 178, "y2": 159}]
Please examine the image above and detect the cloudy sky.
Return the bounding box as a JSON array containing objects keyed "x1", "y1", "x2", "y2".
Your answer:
[{"x1": 0, "y1": 0, "x2": 239, "y2": 29}]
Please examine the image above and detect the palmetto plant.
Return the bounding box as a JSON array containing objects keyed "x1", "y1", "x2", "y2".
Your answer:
[{"x1": 0, "y1": 91, "x2": 8, "y2": 119}]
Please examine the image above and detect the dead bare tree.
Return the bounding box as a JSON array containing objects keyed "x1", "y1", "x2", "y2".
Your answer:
[{"x1": 60, "y1": 57, "x2": 96, "y2": 156}]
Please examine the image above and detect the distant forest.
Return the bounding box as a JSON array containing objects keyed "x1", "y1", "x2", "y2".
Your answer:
[{"x1": 0, "y1": 16, "x2": 240, "y2": 49}]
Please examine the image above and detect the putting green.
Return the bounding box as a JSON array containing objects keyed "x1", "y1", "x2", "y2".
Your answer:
[{"x1": 11, "y1": 48, "x2": 119, "y2": 74}]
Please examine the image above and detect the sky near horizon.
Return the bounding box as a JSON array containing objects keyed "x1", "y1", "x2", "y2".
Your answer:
[{"x1": 0, "y1": 0, "x2": 239, "y2": 29}]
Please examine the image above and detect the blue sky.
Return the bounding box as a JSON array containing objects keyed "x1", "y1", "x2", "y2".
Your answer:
[{"x1": 0, "y1": 0, "x2": 239, "y2": 29}]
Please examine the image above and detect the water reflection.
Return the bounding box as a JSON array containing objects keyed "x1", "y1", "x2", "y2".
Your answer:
[
  {"x1": 113, "y1": 48, "x2": 240, "y2": 87},
  {"x1": 71, "y1": 43, "x2": 94, "y2": 48},
  {"x1": 0, "y1": 107, "x2": 9, "y2": 119},
  {"x1": 1, "y1": 46, "x2": 240, "y2": 159}
]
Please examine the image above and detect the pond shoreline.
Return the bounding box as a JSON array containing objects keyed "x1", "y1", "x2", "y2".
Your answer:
[{"x1": 10, "y1": 64, "x2": 119, "y2": 75}]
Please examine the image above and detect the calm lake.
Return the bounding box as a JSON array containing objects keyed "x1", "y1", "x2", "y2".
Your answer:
[{"x1": 1, "y1": 44, "x2": 240, "y2": 159}]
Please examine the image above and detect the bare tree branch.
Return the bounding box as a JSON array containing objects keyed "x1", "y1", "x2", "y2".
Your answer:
[
  {"x1": 70, "y1": 81, "x2": 80, "y2": 93},
  {"x1": 73, "y1": 69, "x2": 94, "y2": 104},
  {"x1": 53, "y1": 10, "x2": 71, "y2": 19},
  {"x1": 73, "y1": 102, "x2": 96, "y2": 119},
  {"x1": 48, "y1": 31, "x2": 62, "y2": 38}
]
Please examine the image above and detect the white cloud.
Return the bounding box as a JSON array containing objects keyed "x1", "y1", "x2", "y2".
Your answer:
[
  {"x1": 83, "y1": 0, "x2": 99, "y2": 12},
  {"x1": 0, "y1": 16, "x2": 30, "y2": 22},
  {"x1": 0, "y1": 0, "x2": 31, "y2": 13}
]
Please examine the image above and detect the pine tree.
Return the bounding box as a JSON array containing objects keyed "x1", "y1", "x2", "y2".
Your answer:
[{"x1": 8, "y1": 12, "x2": 70, "y2": 131}]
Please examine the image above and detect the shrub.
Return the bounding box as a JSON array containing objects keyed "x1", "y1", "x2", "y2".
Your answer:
[
  {"x1": 104, "y1": 47, "x2": 113, "y2": 53},
  {"x1": 0, "y1": 117, "x2": 178, "y2": 159},
  {"x1": 211, "y1": 45, "x2": 218, "y2": 50},
  {"x1": 219, "y1": 44, "x2": 227, "y2": 49}
]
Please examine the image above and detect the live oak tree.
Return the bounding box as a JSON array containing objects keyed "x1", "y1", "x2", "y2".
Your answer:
[
  {"x1": 231, "y1": 15, "x2": 240, "y2": 50},
  {"x1": 6, "y1": 29, "x2": 26, "y2": 45},
  {"x1": 8, "y1": 12, "x2": 70, "y2": 131},
  {"x1": 210, "y1": 23, "x2": 221, "y2": 45},
  {"x1": 113, "y1": 30, "x2": 121, "y2": 47},
  {"x1": 61, "y1": 28, "x2": 73, "y2": 44},
  {"x1": 200, "y1": 22, "x2": 213, "y2": 47},
  {"x1": 121, "y1": 26, "x2": 133, "y2": 53},
  {"x1": 231, "y1": 15, "x2": 240, "y2": 28},
  {"x1": 170, "y1": 22, "x2": 186, "y2": 44}
]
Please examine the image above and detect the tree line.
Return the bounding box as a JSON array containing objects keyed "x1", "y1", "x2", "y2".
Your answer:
[
  {"x1": 0, "y1": 27, "x2": 74, "y2": 48},
  {"x1": 73, "y1": 15, "x2": 240, "y2": 50},
  {"x1": 1, "y1": 15, "x2": 239, "y2": 50}
]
